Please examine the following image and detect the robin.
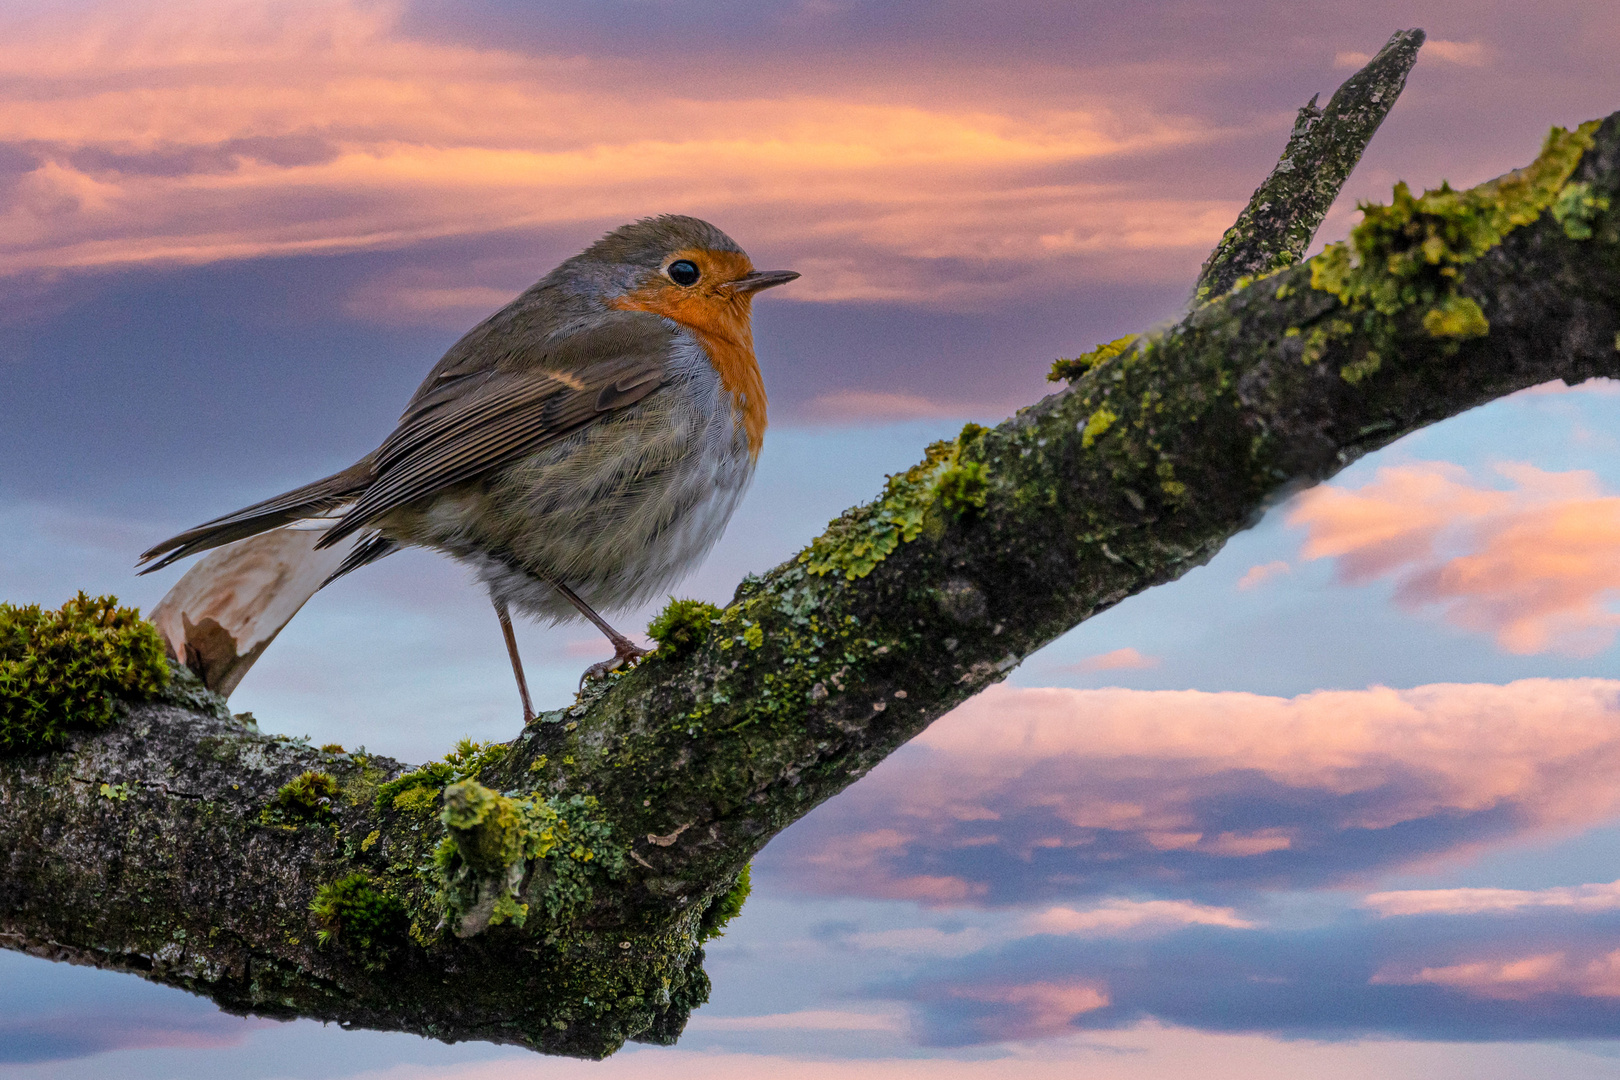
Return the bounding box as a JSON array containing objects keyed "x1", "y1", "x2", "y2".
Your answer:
[{"x1": 138, "y1": 215, "x2": 798, "y2": 721}]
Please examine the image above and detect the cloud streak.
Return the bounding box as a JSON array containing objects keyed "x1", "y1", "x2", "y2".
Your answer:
[
  {"x1": 1366, "y1": 878, "x2": 1620, "y2": 917},
  {"x1": 1290, "y1": 462, "x2": 1620, "y2": 655},
  {"x1": 764, "y1": 679, "x2": 1620, "y2": 903},
  {"x1": 0, "y1": 0, "x2": 1240, "y2": 311}
]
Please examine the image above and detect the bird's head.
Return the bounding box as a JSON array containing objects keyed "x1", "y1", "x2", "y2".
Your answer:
[{"x1": 571, "y1": 215, "x2": 798, "y2": 346}]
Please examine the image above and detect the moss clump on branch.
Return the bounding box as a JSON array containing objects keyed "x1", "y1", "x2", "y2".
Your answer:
[
  {"x1": 435, "y1": 779, "x2": 626, "y2": 936},
  {"x1": 1049, "y1": 335, "x2": 1141, "y2": 382},
  {"x1": 374, "y1": 737, "x2": 511, "y2": 815},
  {"x1": 0, "y1": 593, "x2": 168, "y2": 755},
  {"x1": 311, "y1": 872, "x2": 408, "y2": 970},
  {"x1": 697, "y1": 865, "x2": 751, "y2": 943},
  {"x1": 647, "y1": 599, "x2": 722, "y2": 661},
  {"x1": 1307, "y1": 121, "x2": 1605, "y2": 381},
  {"x1": 261, "y1": 770, "x2": 340, "y2": 826}
]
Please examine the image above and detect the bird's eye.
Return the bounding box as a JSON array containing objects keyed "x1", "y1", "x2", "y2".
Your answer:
[{"x1": 667, "y1": 260, "x2": 700, "y2": 286}]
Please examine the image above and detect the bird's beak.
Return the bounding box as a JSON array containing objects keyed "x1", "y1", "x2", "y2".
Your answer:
[{"x1": 731, "y1": 269, "x2": 800, "y2": 295}]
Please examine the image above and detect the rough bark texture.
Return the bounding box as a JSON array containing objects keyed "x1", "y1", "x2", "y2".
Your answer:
[
  {"x1": 1194, "y1": 28, "x2": 1425, "y2": 300},
  {"x1": 9, "y1": 43, "x2": 1620, "y2": 1062}
]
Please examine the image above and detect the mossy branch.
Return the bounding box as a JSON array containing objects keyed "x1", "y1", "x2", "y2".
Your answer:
[
  {"x1": 1195, "y1": 28, "x2": 1425, "y2": 300},
  {"x1": 8, "y1": 71, "x2": 1620, "y2": 1063}
]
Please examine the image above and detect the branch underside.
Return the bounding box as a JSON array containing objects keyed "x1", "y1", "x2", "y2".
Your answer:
[{"x1": 10, "y1": 45, "x2": 1620, "y2": 1061}]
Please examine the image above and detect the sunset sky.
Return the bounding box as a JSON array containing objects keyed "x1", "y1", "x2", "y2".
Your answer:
[{"x1": 8, "y1": 1, "x2": 1620, "y2": 1077}]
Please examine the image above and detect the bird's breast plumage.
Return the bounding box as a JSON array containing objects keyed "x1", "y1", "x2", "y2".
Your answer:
[{"x1": 386, "y1": 325, "x2": 759, "y2": 623}]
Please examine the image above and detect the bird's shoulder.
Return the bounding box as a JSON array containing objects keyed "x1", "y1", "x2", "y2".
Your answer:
[{"x1": 400, "y1": 286, "x2": 680, "y2": 425}]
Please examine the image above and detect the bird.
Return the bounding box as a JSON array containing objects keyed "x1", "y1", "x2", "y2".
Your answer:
[{"x1": 138, "y1": 215, "x2": 798, "y2": 721}]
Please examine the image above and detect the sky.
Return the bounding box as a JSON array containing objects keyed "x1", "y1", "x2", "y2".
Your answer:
[{"x1": 6, "y1": 0, "x2": 1620, "y2": 1076}]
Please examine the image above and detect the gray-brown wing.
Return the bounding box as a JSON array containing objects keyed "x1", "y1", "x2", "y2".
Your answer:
[{"x1": 316, "y1": 327, "x2": 672, "y2": 548}]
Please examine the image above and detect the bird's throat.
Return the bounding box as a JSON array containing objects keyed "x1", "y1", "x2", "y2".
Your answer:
[{"x1": 610, "y1": 264, "x2": 768, "y2": 458}]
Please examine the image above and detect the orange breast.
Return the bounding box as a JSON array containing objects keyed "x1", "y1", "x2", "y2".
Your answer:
[{"x1": 609, "y1": 249, "x2": 768, "y2": 458}]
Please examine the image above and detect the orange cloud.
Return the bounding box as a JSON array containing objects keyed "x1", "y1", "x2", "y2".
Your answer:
[
  {"x1": 1289, "y1": 462, "x2": 1620, "y2": 655},
  {"x1": 0, "y1": 0, "x2": 1242, "y2": 309}
]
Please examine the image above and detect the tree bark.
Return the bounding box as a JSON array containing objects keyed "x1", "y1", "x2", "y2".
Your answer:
[
  {"x1": 9, "y1": 37, "x2": 1620, "y2": 1061},
  {"x1": 1195, "y1": 29, "x2": 1425, "y2": 300}
]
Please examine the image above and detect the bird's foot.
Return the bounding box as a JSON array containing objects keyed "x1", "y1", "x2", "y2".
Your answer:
[{"x1": 579, "y1": 638, "x2": 651, "y2": 688}]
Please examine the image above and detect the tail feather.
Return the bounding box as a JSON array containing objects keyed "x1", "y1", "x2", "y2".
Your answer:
[
  {"x1": 137, "y1": 460, "x2": 373, "y2": 574},
  {"x1": 322, "y1": 532, "x2": 400, "y2": 586}
]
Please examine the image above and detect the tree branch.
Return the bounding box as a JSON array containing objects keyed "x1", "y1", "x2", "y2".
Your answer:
[
  {"x1": 1195, "y1": 28, "x2": 1425, "y2": 300},
  {"x1": 10, "y1": 52, "x2": 1620, "y2": 1062}
]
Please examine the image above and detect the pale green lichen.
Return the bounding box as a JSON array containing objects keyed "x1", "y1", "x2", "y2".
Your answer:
[
  {"x1": 434, "y1": 779, "x2": 625, "y2": 935},
  {"x1": 801, "y1": 430, "x2": 989, "y2": 579},
  {"x1": 1080, "y1": 407, "x2": 1119, "y2": 449},
  {"x1": 1551, "y1": 180, "x2": 1611, "y2": 240},
  {"x1": 1308, "y1": 122, "x2": 1602, "y2": 370},
  {"x1": 1421, "y1": 294, "x2": 1490, "y2": 339},
  {"x1": 1049, "y1": 335, "x2": 1140, "y2": 382}
]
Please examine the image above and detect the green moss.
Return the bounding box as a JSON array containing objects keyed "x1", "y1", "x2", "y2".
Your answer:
[
  {"x1": 698, "y1": 865, "x2": 751, "y2": 943},
  {"x1": 646, "y1": 599, "x2": 722, "y2": 661},
  {"x1": 0, "y1": 593, "x2": 169, "y2": 755},
  {"x1": 1308, "y1": 122, "x2": 1602, "y2": 365},
  {"x1": 1049, "y1": 335, "x2": 1139, "y2": 382},
  {"x1": 801, "y1": 441, "x2": 952, "y2": 579},
  {"x1": 800, "y1": 420, "x2": 998, "y2": 579},
  {"x1": 435, "y1": 779, "x2": 626, "y2": 935},
  {"x1": 374, "y1": 737, "x2": 512, "y2": 813},
  {"x1": 261, "y1": 770, "x2": 340, "y2": 826},
  {"x1": 310, "y1": 872, "x2": 407, "y2": 970},
  {"x1": 937, "y1": 460, "x2": 989, "y2": 517}
]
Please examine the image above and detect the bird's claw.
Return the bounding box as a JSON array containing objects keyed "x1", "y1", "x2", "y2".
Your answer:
[{"x1": 579, "y1": 641, "x2": 651, "y2": 689}]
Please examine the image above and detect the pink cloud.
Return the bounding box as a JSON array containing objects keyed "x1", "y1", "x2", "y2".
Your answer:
[
  {"x1": 1425, "y1": 40, "x2": 1492, "y2": 67},
  {"x1": 1365, "y1": 878, "x2": 1620, "y2": 917},
  {"x1": 802, "y1": 391, "x2": 975, "y2": 425},
  {"x1": 1072, "y1": 647, "x2": 1160, "y2": 672},
  {"x1": 944, "y1": 980, "x2": 1110, "y2": 1040},
  {"x1": 1372, "y1": 950, "x2": 1620, "y2": 1001},
  {"x1": 0, "y1": 1011, "x2": 270, "y2": 1060},
  {"x1": 1288, "y1": 462, "x2": 1620, "y2": 656},
  {"x1": 1236, "y1": 561, "x2": 1290, "y2": 590},
  {"x1": 688, "y1": 1009, "x2": 907, "y2": 1033},
  {"x1": 766, "y1": 679, "x2": 1620, "y2": 902},
  {"x1": 1024, "y1": 899, "x2": 1253, "y2": 935}
]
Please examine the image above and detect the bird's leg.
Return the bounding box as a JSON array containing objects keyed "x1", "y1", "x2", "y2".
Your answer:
[
  {"x1": 543, "y1": 578, "x2": 651, "y2": 686},
  {"x1": 493, "y1": 598, "x2": 536, "y2": 724}
]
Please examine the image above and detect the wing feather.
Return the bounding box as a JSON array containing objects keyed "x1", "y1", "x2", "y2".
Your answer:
[{"x1": 317, "y1": 321, "x2": 675, "y2": 547}]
